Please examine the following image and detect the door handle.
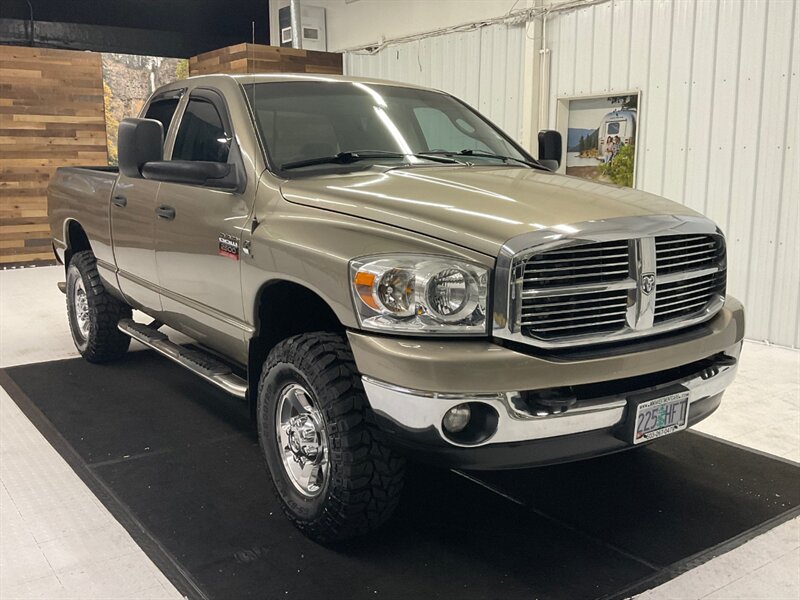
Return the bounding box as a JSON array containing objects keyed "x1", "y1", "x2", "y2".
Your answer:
[
  {"x1": 112, "y1": 195, "x2": 127, "y2": 208},
  {"x1": 156, "y1": 205, "x2": 176, "y2": 220}
]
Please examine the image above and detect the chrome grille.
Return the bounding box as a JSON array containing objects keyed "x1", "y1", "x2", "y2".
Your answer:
[
  {"x1": 522, "y1": 240, "x2": 630, "y2": 288},
  {"x1": 655, "y1": 234, "x2": 722, "y2": 275},
  {"x1": 654, "y1": 235, "x2": 726, "y2": 325},
  {"x1": 521, "y1": 288, "x2": 629, "y2": 339},
  {"x1": 501, "y1": 226, "x2": 727, "y2": 348}
]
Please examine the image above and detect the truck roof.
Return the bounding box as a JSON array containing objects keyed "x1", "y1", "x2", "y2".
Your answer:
[{"x1": 179, "y1": 72, "x2": 438, "y2": 92}]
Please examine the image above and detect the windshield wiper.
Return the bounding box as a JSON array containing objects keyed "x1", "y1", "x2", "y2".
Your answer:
[
  {"x1": 280, "y1": 150, "x2": 461, "y2": 171},
  {"x1": 418, "y1": 149, "x2": 548, "y2": 170}
]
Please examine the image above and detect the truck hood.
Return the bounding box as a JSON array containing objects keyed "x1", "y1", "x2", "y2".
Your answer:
[{"x1": 280, "y1": 166, "x2": 702, "y2": 256}]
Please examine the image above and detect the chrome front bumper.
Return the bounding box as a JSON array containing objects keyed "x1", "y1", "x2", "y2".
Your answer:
[{"x1": 362, "y1": 349, "x2": 740, "y2": 449}]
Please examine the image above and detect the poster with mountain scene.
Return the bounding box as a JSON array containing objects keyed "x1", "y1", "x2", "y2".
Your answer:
[
  {"x1": 101, "y1": 53, "x2": 189, "y2": 165},
  {"x1": 565, "y1": 94, "x2": 639, "y2": 187}
]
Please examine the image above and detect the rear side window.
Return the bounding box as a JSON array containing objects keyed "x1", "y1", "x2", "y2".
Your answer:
[
  {"x1": 172, "y1": 98, "x2": 230, "y2": 162},
  {"x1": 144, "y1": 98, "x2": 179, "y2": 138}
]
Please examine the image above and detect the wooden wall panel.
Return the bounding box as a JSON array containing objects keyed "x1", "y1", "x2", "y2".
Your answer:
[
  {"x1": 0, "y1": 43, "x2": 338, "y2": 267},
  {"x1": 0, "y1": 45, "x2": 108, "y2": 266},
  {"x1": 189, "y1": 43, "x2": 342, "y2": 76}
]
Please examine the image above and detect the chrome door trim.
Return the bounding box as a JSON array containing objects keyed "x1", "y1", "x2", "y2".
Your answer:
[{"x1": 492, "y1": 215, "x2": 725, "y2": 348}]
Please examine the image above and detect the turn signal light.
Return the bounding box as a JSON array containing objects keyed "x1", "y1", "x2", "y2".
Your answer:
[{"x1": 353, "y1": 271, "x2": 378, "y2": 310}]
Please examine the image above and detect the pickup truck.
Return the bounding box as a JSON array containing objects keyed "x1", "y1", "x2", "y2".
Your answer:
[{"x1": 48, "y1": 74, "x2": 744, "y2": 542}]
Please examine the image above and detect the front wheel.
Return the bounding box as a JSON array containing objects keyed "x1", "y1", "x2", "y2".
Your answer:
[
  {"x1": 66, "y1": 251, "x2": 132, "y2": 363},
  {"x1": 257, "y1": 332, "x2": 405, "y2": 543}
]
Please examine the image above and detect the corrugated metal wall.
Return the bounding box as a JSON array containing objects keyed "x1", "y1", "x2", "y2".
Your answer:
[
  {"x1": 344, "y1": 23, "x2": 528, "y2": 144},
  {"x1": 548, "y1": 0, "x2": 799, "y2": 347}
]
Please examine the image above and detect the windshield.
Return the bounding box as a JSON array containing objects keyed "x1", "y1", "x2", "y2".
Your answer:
[{"x1": 243, "y1": 81, "x2": 532, "y2": 174}]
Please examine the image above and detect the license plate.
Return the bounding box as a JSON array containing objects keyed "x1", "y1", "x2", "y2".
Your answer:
[{"x1": 632, "y1": 390, "x2": 690, "y2": 444}]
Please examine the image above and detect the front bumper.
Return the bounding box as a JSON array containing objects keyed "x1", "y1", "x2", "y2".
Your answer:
[{"x1": 350, "y1": 296, "x2": 745, "y2": 469}]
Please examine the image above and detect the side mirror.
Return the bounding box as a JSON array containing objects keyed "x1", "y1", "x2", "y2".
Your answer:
[
  {"x1": 538, "y1": 129, "x2": 563, "y2": 171},
  {"x1": 140, "y1": 160, "x2": 239, "y2": 190},
  {"x1": 118, "y1": 118, "x2": 163, "y2": 178}
]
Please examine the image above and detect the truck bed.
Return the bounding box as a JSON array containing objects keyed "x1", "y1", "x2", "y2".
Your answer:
[{"x1": 48, "y1": 166, "x2": 120, "y2": 270}]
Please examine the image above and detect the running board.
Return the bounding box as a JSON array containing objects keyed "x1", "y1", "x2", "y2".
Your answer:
[{"x1": 118, "y1": 318, "x2": 247, "y2": 399}]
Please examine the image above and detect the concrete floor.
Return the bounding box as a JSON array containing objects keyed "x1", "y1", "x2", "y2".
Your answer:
[{"x1": 1, "y1": 266, "x2": 798, "y2": 599}]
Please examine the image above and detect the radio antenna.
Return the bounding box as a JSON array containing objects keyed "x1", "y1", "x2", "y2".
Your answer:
[{"x1": 248, "y1": 20, "x2": 259, "y2": 236}]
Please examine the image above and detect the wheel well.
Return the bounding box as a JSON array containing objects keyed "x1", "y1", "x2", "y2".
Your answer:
[
  {"x1": 65, "y1": 220, "x2": 91, "y2": 267},
  {"x1": 248, "y1": 281, "x2": 345, "y2": 416}
]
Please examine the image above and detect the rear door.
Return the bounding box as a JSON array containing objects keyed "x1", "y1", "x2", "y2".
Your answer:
[
  {"x1": 112, "y1": 89, "x2": 183, "y2": 310},
  {"x1": 153, "y1": 88, "x2": 254, "y2": 362}
]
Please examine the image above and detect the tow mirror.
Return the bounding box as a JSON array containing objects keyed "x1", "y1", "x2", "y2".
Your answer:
[
  {"x1": 538, "y1": 129, "x2": 563, "y2": 171},
  {"x1": 140, "y1": 160, "x2": 240, "y2": 190},
  {"x1": 118, "y1": 118, "x2": 163, "y2": 178}
]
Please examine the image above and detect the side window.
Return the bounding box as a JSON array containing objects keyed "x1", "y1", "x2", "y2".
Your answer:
[
  {"x1": 144, "y1": 98, "x2": 179, "y2": 139},
  {"x1": 172, "y1": 98, "x2": 230, "y2": 163},
  {"x1": 413, "y1": 107, "x2": 491, "y2": 153}
]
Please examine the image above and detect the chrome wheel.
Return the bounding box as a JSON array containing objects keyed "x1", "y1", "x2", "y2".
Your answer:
[
  {"x1": 276, "y1": 383, "x2": 329, "y2": 497},
  {"x1": 73, "y1": 278, "x2": 90, "y2": 339}
]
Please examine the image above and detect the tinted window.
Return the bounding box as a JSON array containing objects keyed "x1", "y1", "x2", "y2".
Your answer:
[
  {"x1": 251, "y1": 108, "x2": 340, "y2": 163},
  {"x1": 172, "y1": 98, "x2": 230, "y2": 162},
  {"x1": 245, "y1": 81, "x2": 527, "y2": 173},
  {"x1": 144, "y1": 98, "x2": 179, "y2": 138},
  {"x1": 607, "y1": 122, "x2": 620, "y2": 135},
  {"x1": 414, "y1": 107, "x2": 491, "y2": 153}
]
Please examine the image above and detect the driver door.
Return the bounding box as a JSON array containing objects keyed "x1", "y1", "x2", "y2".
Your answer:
[{"x1": 153, "y1": 88, "x2": 254, "y2": 363}]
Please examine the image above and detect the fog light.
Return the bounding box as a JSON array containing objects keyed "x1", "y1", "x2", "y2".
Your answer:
[{"x1": 442, "y1": 404, "x2": 471, "y2": 433}]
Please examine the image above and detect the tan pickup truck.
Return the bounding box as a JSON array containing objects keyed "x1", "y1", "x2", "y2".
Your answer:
[{"x1": 48, "y1": 74, "x2": 744, "y2": 542}]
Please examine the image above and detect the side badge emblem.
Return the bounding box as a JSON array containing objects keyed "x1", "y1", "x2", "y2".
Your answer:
[{"x1": 218, "y1": 233, "x2": 239, "y2": 260}]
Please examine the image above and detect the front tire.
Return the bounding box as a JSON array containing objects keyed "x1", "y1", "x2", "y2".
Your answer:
[
  {"x1": 66, "y1": 251, "x2": 132, "y2": 363},
  {"x1": 257, "y1": 332, "x2": 405, "y2": 543}
]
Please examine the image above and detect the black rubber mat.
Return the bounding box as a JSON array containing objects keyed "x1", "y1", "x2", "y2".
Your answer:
[{"x1": 3, "y1": 352, "x2": 799, "y2": 600}]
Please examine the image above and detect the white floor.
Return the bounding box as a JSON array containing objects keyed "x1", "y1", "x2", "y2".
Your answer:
[{"x1": 1, "y1": 266, "x2": 798, "y2": 600}]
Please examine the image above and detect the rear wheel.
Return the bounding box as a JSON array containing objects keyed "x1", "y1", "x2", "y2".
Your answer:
[
  {"x1": 257, "y1": 332, "x2": 405, "y2": 543},
  {"x1": 66, "y1": 251, "x2": 132, "y2": 363}
]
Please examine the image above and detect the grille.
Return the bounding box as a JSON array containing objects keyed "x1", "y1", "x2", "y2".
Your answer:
[
  {"x1": 521, "y1": 288, "x2": 629, "y2": 339},
  {"x1": 520, "y1": 239, "x2": 631, "y2": 340},
  {"x1": 654, "y1": 234, "x2": 726, "y2": 324},
  {"x1": 516, "y1": 234, "x2": 725, "y2": 346},
  {"x1": 655, "y1": 234, "x2": 722, "y2": 275},
  {"x1": 522, "y1": 240, "x2": 630, "y2": 288}
]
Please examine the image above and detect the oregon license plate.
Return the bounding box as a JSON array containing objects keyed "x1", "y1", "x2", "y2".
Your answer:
[{"x1": 632, "y1": 390, "x2": 690, "y2": 444}]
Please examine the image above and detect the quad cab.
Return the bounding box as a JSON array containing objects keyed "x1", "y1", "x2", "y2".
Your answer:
[{"x1": 48, "y1": 74, "x2": 744, "y2": 542}]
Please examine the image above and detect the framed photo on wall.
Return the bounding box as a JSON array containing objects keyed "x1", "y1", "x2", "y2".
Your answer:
[{"x1": 555, "y1": 92, "x2": 640, "y2": 188}]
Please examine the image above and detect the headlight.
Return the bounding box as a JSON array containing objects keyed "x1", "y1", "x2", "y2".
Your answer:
[{"x1": 350, "y1": 255, "x2": 488, "y2": 334}]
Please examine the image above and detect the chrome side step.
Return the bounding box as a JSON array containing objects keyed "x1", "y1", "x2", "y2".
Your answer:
[{"x1": 118, "y1": 318, "x2": 247, "y2": 398}]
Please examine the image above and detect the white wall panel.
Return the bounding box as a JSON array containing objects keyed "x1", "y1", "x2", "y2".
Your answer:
[
  {"x1": 345, "y1": 23, "x2": 527, "y2": 144},
  {"x1": 547, "y1": 0, "x2": 799, "y2": 348}
]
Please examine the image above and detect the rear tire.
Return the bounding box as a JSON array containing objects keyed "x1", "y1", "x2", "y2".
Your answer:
[
  {"x1": 257, "y1": 332, "x2": 405, "y2": 543},
  {"x1": 66, "y1": 250, "x2": 132, "y2": 363}
]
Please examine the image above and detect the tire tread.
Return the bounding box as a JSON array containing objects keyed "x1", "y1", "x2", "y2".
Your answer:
[
  {"x1": 258, "y1": 331, "x2": 405, "y2": 543},
  {"x1": 68, "y1": 251, "x2": 131, "y2": 363}
]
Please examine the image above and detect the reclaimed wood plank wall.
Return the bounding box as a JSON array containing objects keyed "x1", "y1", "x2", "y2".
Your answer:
[
  {"x1": 189, "y1": 43, "x2": 342, "y2": 76},
  {"x1": 0, "y1": 46, "x2": 108, "y2": 266},
  {"x1": 0, "y1": 43, "x2": 341, "y2": 267}
]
